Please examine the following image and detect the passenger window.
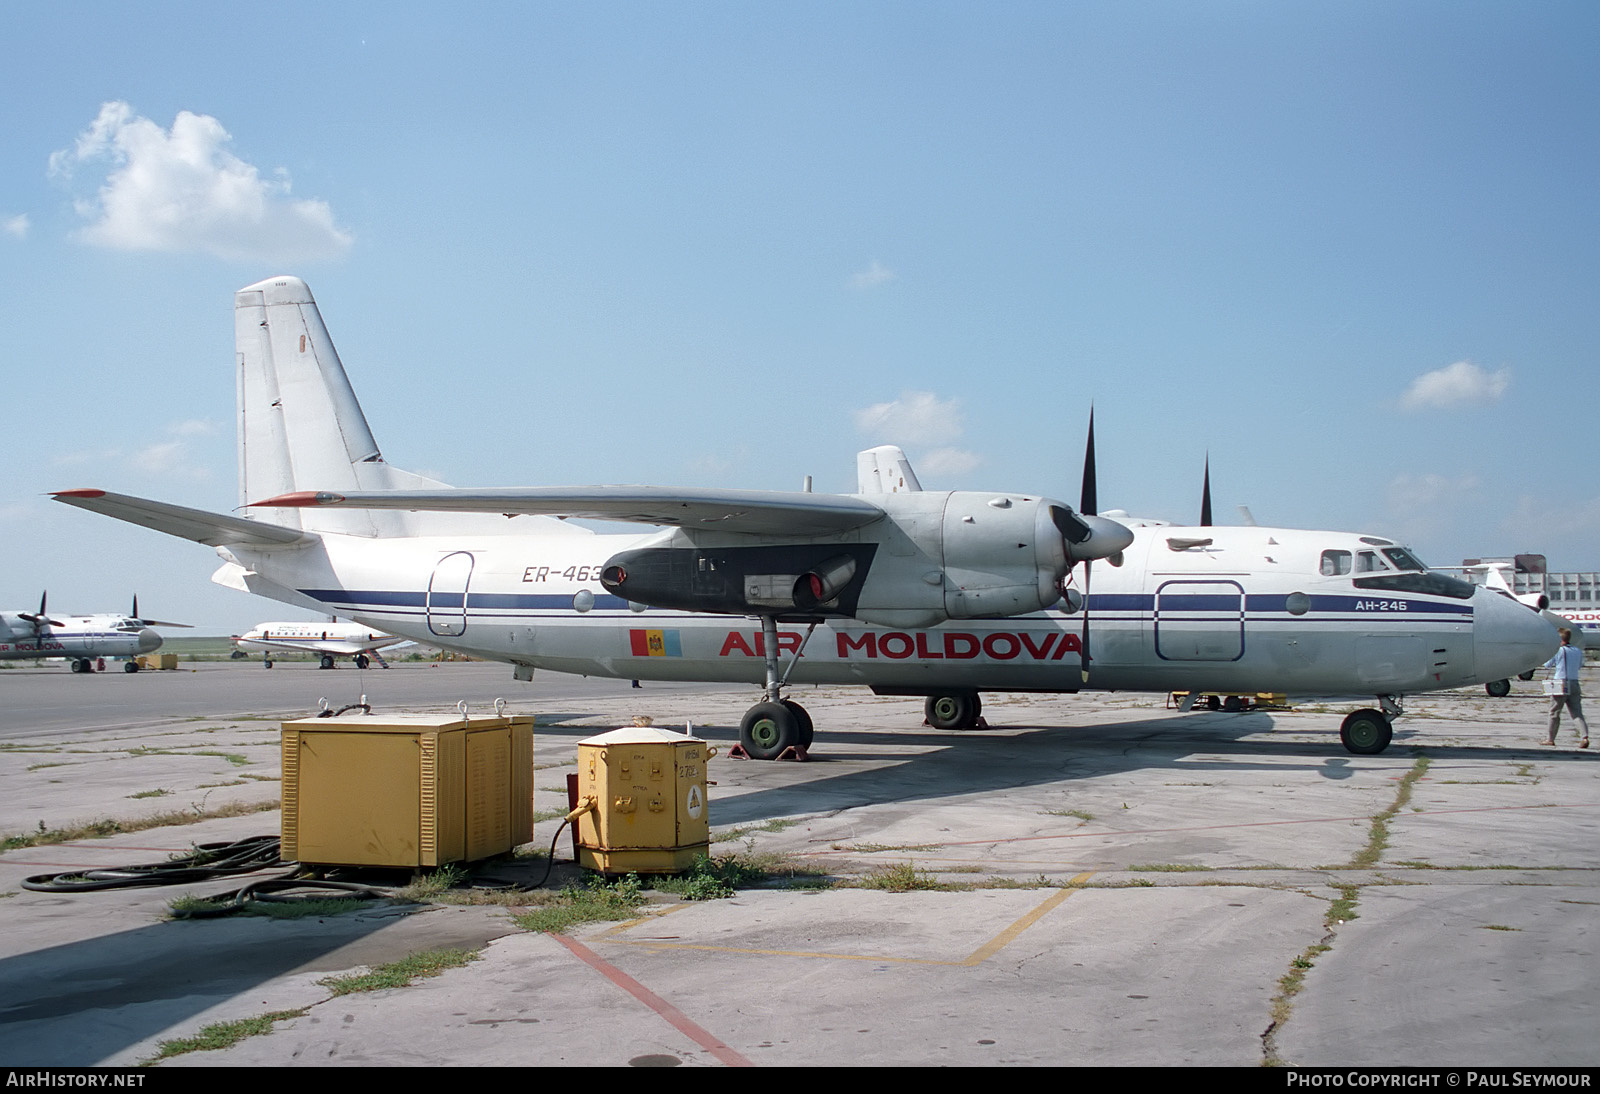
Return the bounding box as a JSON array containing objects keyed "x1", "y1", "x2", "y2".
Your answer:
[{"x1": 1321, "y1": 550, "x2": 1352, "y2": 576}]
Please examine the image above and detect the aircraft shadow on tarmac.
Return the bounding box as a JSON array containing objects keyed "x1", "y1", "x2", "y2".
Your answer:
[
  {"x1": 528, "y1": 709, "x2": 1595, "y2": 829},
  {"x1": 0, "y1": 902, "x2": 513, "y2": 1066}
]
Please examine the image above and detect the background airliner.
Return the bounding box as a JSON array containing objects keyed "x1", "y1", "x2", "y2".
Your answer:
[{"x1": 233, "y1": 620, "x2": 408, "y2": 669}]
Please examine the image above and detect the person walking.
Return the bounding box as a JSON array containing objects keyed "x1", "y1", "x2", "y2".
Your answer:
[{"x1": 1544, "y1": 628, "x2": 1589, "y2": 748}]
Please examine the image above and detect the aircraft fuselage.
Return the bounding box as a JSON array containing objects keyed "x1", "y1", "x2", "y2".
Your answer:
[{"x1": 220, "y1": 520, "x2": 1549, "y2": 699}]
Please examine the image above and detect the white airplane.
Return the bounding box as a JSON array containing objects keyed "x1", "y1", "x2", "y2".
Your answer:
[
  {"x1": 0, "y1": 594, "x2": 183, "y2": 673},
  {"x1": 54, "y1": 276, "x2": 1557, "y2": 756},
  {"x1": 233, "y1": 620, "x2": 409, "y2": 669}
]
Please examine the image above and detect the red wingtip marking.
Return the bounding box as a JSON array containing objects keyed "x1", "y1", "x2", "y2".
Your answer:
[
  {"x1": 53, "y1": 489, "x2": 107, "y2": 498},
  {"x1": 251, "y1": 491, "x2": 330, "y2": 507}
]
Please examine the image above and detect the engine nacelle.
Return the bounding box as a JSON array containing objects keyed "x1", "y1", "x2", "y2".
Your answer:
[
  {"x1": 600, "y1": 544, "x2": 876, "y2": 617},
  {"x1": 598, "y1": 492, "x2": 1131, "y2": 626}
]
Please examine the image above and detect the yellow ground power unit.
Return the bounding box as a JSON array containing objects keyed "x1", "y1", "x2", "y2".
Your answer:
[
  {"x1": 575, "y1": 727, "x2": 712, "y2": 874},
  {"x1": 280, "y1": 714, "x2": 533, "y2": 868}
]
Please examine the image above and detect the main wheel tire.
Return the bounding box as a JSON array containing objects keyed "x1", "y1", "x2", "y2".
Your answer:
[
  {"x1": 319, "y1": 654, "x2": 335, "y2": 670},
  {"x1": 1485, "y1": 679, "x2": 1511, "y2": 698},
  {"x1": 70, "y1": 659, "x2": 84, "y2": 674},
  {"x1": 1518, "y1": 670, "x2": 1536, "y2": 682},
  {"x1": 263, "y1": 659, "x2": 273, "y2": 669},
  {"x1": 741, "y1": 701, "x2": 802, "y2": 760},
  {"x1": 123, "y1": 661, "x2": 139, "y2": 673},
  {"x1": 1340, "y1": 709, "x2": 1393, "y2": 755},
  {"x1": 355, "y1": 654, "x2": 370, "y2": 669},
  {"x1": 925, "y1": 691, "x2": 980, "y2": 730},
  {"x1": 779, "y1": 700, "x2": 814, "y2": 749}
]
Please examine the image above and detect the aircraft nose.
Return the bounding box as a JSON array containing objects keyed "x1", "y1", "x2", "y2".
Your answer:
[
  {"x1": 137, "y1": 628, "x2": 162, "y2": 654},
  {"x1": 1474, "y1": 590, "x2": 1558, "y2": 683}
]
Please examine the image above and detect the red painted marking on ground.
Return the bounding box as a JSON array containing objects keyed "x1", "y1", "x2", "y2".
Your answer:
[{"x1": 551, "y1": 931, "x2": 754, "y2": 1067}]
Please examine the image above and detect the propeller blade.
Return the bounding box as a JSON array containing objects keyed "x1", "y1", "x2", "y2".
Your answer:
[
  {"x1": 1080, "y1": 408, "x2": 1097, "y2": 517},
  {"x1": 1200, "y1": 456, "x2": 1212, "y2": 527},
  {"x1": 1079, "y1": 410, "x2": 1096, "y2": 683},
  {"x1": 1080, "y1": 560, "x2": 1093, "y2": 684},
  {"x1": 132, "y1": 594, "x2": 139, "y2": 621}
]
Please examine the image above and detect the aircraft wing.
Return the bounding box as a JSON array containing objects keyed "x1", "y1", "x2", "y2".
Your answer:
[
  {"x1": 52, "y1": 490, "x2": 315, "y2": 548},
  {"x1": 252, "y1": 486, "x2": 887, "y2": 537}
]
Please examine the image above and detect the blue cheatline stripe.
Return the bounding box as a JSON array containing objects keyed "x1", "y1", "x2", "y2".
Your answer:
[
  {"x1": 301, "y1": 589, "x2": 631, "y2": 611},
  {"x1": 301, "y1": 588, "x2": 1475, "y2": 624}
]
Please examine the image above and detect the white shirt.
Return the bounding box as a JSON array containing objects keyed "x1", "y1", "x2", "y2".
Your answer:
[{"x1": 1545, "y1": 645, "x2": 1583, "y2": 682}]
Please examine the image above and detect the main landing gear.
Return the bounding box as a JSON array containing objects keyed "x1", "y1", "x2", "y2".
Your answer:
[
  {"x1": 924, "y1": 690, "x2": 985, "y2": 731},
  {"x1": 735, "y1": 616, "x2": 817, "y2": 761},
  {"x1": 1340, "y1": 695, "x2": 1402, "y2": 755}
]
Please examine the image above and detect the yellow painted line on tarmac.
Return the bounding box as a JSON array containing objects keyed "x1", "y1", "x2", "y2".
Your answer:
[{"x1": 594, "y1": 872, "x2": 1096, "y2": 966}]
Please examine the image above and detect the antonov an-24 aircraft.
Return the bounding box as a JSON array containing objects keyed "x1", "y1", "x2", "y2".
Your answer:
[
  {"x1": 54, "y1": 276, "x2": 1557, "y2": 758},
  {"x1": 0, "y1": 594, "x2": 182, "y2": 673}
]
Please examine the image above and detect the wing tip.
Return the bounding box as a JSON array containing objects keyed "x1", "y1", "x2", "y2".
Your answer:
[{"x1": 251, "y1": 491, "x2": 338, "y2": 508}]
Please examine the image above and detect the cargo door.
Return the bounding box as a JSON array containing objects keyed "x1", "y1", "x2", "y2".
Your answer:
[
  {"x1": 427, "y1": 551, "x2": 474, "y2": 637},
  {"x1": 1155, "y1": 580, "x2": 1245, "y2": 661}
]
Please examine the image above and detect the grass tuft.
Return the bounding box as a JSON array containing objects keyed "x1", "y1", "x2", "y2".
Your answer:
[{"x1": 318, "y1": 948, "x2": 479, "y2": 995}]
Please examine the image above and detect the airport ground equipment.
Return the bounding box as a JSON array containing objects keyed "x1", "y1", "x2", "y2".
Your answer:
[
  {"x1": 573, "y1": 727, "x2": 711, "y2": 874},
  {"x1": 281, "y1": 713, "x2": 533, "y2": 868}
]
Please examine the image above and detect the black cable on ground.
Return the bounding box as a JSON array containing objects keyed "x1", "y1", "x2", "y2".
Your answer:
[
  {"x1": 21, "y1": 835, "x2": 285, "y2": 893},
  {"x1": 171, "y1": 877, "x2": 390, "y2": 918},
  {"x1": 525, "y1": 820, "x2": 575, "y2": 889}
]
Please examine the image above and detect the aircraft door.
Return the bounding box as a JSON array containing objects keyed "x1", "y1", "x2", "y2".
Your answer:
[
  {"x1": 1154, "y1": 580, "x2": 1245, "y2": 661},
  {"x1": 427, "y1": 551, "x2": 475, "y2": 637}
]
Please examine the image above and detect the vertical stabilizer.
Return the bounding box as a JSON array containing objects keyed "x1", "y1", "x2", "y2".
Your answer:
[
  {"x1": 235, "y1": 276, "x2": 443, "y2": 537},
  {"x1": 856, "y1": 445, "x2": 924, "y2": 494}
]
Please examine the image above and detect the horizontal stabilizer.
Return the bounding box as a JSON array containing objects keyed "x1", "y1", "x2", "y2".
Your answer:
[
  {"x1": 253, "y1": 485, "x2": 887, "y2": 537},
  {"x1": 52, "y1": 490, "x2": 316, "y2": 548}
]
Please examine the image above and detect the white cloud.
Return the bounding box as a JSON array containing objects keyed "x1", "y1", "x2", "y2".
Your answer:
[
  {"x1": 849, "y1": 260, "x2": 896, "y2": 290},
  {"x1": 919, "y1": 448, "x2": 981, "y2": 477},
  {"x1": 3, "y1": 214, "x2": 27, "y2": 239},
  {"x1": 52, "y1": 419, "x2": 221, "y2": 481},
  {"x1": 50, "y1": 101, "x2": 352, "y2": 264},
  {"x1": 853, "y1": 390, "x2": 978, "y2": 479},
  {"x1": 854, "y1": 390, "x2": 963, "y2": 441},
  {"x1": 1400, "y1": 360, "x2": 1510, "y2": 411}
]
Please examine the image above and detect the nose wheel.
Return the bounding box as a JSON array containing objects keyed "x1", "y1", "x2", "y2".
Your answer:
[{"x1": 1340, "y1": 708, "x2": 1394, "y2": 755}]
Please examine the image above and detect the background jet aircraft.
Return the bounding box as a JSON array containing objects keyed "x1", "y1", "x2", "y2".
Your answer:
[
  {"x1": 0, "y1": 593, "x2": 185, "y2": 673},
  {"x1": 54, "y1": 276, "x2": 1557, "y2": 756},
  {"x1": 233, "y1": 620, "x2": 409, "y2": 669}
]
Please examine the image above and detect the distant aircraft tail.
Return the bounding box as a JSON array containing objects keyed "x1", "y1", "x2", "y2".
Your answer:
[{"x1": 235, "y1": 276, "x2": 452, "y2": 537}]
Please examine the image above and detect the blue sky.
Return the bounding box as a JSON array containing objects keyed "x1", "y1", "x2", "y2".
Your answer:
[{"x1": 4, "y1": 2, "x2": 1597, "y2": 632}]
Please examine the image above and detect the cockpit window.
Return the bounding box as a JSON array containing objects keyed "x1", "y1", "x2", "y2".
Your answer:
[
  {"x1": 1353, "y1": 572, "x2": 1476, "y2": 599},
  {"x1": 1355, "y1": 550, "x2": 1389, "y2": 573},
  {"x1": 1321, "y1": 550, "x2": 1352, "y2": 576},
  {"x1": 1381, "y1": 547, "x2": 1426, "y2": 572}
]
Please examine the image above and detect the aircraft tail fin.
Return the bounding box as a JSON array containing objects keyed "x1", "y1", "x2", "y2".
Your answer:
[
  {"x1": 235, "y1": 277, "x2": 582, "y2": 538},
  {"x1": 235, "y1": 276, "x2": 449, "y2": 537},
  {"x1": 856, "y1": 445, "x2": 923, "y2": 494}
]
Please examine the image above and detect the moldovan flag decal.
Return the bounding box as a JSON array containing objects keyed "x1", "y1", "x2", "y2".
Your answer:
[{"x1": 630, "y1": 629, "x2": 682, "y2": 657}]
